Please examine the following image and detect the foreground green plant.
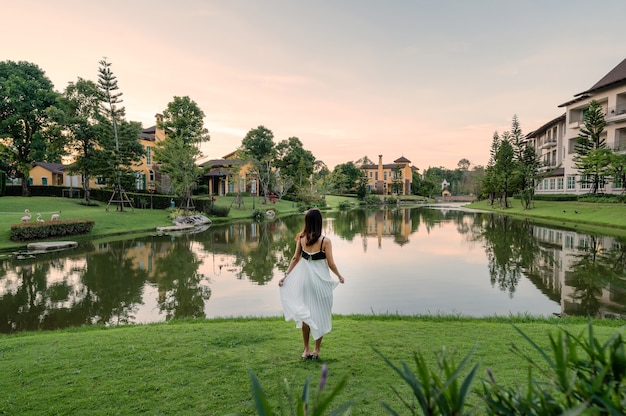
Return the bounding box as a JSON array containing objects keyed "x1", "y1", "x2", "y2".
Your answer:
[
  {"x1": 248, "y1": 364, "x2": 352, "y2": 415},
  {"x1": 483, "y1": 322, "x2": 626, "y2": 415},
  {"x1": 376, "y1": 347, "x2": 479, "y2": 415}
]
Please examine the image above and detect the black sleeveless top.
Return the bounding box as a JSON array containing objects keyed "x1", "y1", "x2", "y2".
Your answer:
[{"x1": 301, "y1": 236, "x2": 326, "y2": 260}]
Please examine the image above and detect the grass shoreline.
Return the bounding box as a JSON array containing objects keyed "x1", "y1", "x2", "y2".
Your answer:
[{"x1": 465, "y1": 198, "x2": 626, "y2": 237}]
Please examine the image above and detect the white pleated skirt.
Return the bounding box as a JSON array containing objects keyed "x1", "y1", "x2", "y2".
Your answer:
[{"x1": 280, "y1": 257, "x2": 339, "y2": 340}]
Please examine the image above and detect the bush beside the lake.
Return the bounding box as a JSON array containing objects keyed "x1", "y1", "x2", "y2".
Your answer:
[{"x1": 10, "y1": 219, "x2": 95, "y2": 241}]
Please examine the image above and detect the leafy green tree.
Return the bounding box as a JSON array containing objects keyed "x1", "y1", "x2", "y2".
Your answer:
[
  {"x1": 467, "y1": 165, "x2": 485, "y2": 197},
  {"x1": 457, "y1": 158, "x2": 471, "y2": 171},
  {"x1": 53, "y1": 78, "x2": 103, "y2": 205},
  {"x1": 355, "y1": 155, "x2": 373, "y2": 166},
  {"x1": 330, "y1": 162, "x2": 363, "y2": 194},
  {"x1": 608, "y1": 151, "x2": 626, "y2": 193},
  {"x1": 410, "y1": 169, "x2": 422, "y2": 195},
  {"x1": 312, "y1": 161, "x2": 330, "y2": 197},
  {"x1": 574, "y1": 100, "x2": 609, "y2": 194},
  {"x1": 0, "y1": 60, "x2": 60, "y2": 196},
  {"x1": 154, "y1": 96, "x2": 210, "y2": 213},
  {"x1": 518, "y1": 142, "x2": 541, "y2": 209},
  {"x1": 509, "y1": 114, "x2": 525, "y2": 162},
  {"x1": 240, "y1": 126, "x2": 276, "y2": 202},
  {"x1": 482, "y1": 132, "x2": 501, "y2": 204},
  {"x1": 494, "y1": 136, "x2": 515, "y2": 208},
  {"x1": 274, "y1": 136, "x2": 315, "y2": 193},
  {"x1": 97, "y1": 58, "x2": 144, "y2": 210}
]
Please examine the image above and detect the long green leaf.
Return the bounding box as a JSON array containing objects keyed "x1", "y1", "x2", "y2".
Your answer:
[{"x1": 249, "y1": 371, "x2": 276, "y2": 416}]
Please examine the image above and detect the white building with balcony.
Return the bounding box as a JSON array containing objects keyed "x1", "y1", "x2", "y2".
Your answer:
[{"x1": 528, "y1": 57, "x2": 626, "y2": 195}]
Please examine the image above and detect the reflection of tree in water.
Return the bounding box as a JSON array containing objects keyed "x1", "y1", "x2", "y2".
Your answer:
[
  {"x1": 330, "y1": 209, "x2": 368, "y2": 241},
  {"x1": 479, "y1": 215, "x2": 541, "y2": 297},
  {"x1": 0, "y1": 239, "x2": 148, "y2": 333},
  {"x1": 234, "y1": 221, "x2": 294, "y2": 285},
  {"x1": 566, "y1": 235, "x2": 626, "y2": 317},
  {"x1": 412, "y1": 208, "x2": 441, "y2": 234},
  {"x1": 77, "y1": 240, "x2": 148, "y2": 325},
  {"x1": 151, "y1": 237, "x2": 210, "y2": 320},
  {"x1": 0, "y1": 262, "x2": 49, "y2": 333}
]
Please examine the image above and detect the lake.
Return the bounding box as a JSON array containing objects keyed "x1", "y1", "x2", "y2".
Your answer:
[{"x1": 1, "y1": 204, "x2": 625, "y2": 333}]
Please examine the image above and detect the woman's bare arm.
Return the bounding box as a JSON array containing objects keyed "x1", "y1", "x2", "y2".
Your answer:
[
  {"x1": 279, "y1": 237, "x2": 303, "y2": 286},
  {"x1": 323, "y1": 238, "x2": 344, "y2": 284}
]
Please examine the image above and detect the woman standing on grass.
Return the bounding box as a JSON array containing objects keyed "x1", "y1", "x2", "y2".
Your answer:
[{"x1": 278, "y1": 208, "x2": 345, "y2": 360}]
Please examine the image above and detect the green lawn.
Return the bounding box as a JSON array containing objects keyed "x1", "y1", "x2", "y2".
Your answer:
[
  {"x1": 466, "y1": 199, "x2": 626, "y2": 237},
  {"x1": 0, "y1": 315, "x2": 623, "y2": 415}
]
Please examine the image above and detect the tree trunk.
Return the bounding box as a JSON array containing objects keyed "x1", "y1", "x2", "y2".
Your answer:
[
  {"x1": 84, "y1": 173, "x2": 91, "y2": 205},
  {"x1": 21, "y1": 179, "x2": 31, "y2": 197}
]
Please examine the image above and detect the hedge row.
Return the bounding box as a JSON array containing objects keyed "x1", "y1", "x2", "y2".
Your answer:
[
  {"x1": 10, "y1": 219, "x2": 95, "y2": 242},
  {"x1": 3, "y1": 186, "x2": 220, "y2": 211}
]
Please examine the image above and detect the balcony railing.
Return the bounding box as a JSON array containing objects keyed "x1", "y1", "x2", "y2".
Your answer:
[
  {"x1": 605, "y1": 105, "x2": 626, "y2": 121},
  {"x1": 540, "y1": 138, "x2": 557, "y2": 149}
]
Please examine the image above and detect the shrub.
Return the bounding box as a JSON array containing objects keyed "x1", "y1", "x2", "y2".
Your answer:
[
  {"x1": 10, "y1": 219, "x2": 95, "y2": 241},
  {"x1": 360, "y1": 195, "x2": 382, "y2": 206},
  {"x1": 251, "y1": 209, "x2": 266, "y2": 222},
  {"x1": 578, "y1": 193, "x2": 626, "y2": 203},
  {"x1": 207, "y1": 205, "x2": 230, "y2": 217},
  {"x1": 196, "y1": 184, "x2": 208, "y2": 195},
  {"x1": 338, "y1": 200, "x2": 352, "y2": 210},
  {"x1": 532, "y1": 193, "x2": 578, "y2": 201},
  {"x1": 384, "y1": 196, "x2": 398, "y2": 205}
]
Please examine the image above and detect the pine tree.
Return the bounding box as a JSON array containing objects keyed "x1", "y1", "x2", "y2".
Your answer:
[{"x1": 574, "y1": 100, "x2": 609, "y2": 194}]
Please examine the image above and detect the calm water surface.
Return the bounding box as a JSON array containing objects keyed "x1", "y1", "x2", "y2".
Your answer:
[{"x1": 1, "y1": 205, "x2": 626, "y2": 333}]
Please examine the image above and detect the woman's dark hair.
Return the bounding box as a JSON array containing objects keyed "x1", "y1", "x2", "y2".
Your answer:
[{"x1": 301, "y1": 208, "x2": 322, "y2": 246}]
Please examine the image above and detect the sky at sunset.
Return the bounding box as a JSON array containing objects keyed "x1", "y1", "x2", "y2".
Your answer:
[{"x1": 5, "y1": 0, "x2": 626, "y2": 171}]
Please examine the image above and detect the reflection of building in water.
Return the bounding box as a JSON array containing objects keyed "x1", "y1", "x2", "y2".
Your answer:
[
  {"x1": 529, "y1": 225, "x2": 626, "y2": 318},
  {"x1": 365, "y1": 209, "x2": 412, "y2": 250}
]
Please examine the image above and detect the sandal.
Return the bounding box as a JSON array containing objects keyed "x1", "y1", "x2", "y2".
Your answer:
[
  {"x1": 310, "y1": 354, "x2": 319, "y2": 361},
  {"x1": 302, "y1": 353, "x2": 312, "y2": 360}
]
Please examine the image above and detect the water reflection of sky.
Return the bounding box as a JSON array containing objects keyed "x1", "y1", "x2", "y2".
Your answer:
[
  {"x1": 2, "y1": 208, "x2": 576, "y2": 333},
  {"x1": 328, "y1": 222, "x2": 559, "y2": 317},
  {"x1": 127, "y1": 216, "x2": 559, "y2": 320}
]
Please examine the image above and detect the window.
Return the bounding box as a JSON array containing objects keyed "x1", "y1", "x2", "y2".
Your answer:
[
  {"x1": 557, "y1": 178, "x2": 564, "y2": 190},
  {"x1": 42, "y1": 177, "x2": 48, "y2": 186},
  {"x1": 384, "y1": 172, "x2": 387, "y2": 181},
  {"x1": 135, "y1": 172, "x2": 145, "y2": 190},
  {"x1": 580, "y1": 175, "x2": 591, "y2": 190},
  {"x1": 568, "y1": 138, "x2": 577, "y2": 154},
  {"x1": 369, "y1": 172, "x2": 372, "y2": 178},
  {"x1": 146, "y1": 145, "x2": 152, "y2": 166},
  {"x1": 549, "y1": 178, "x2": 555, "y2": 190},
  {"x1": 614, "y1": 175, "x2": 623, "y2": 189},
  {"x1": 567, "y1": 176, "x2": 576, "y2": 189},
  {"x1": 537, "y1": 180, "x2": 543, "y2": 190},
  {"x1": 375, "y1": 172, "x2": 378, "y2": 180}
]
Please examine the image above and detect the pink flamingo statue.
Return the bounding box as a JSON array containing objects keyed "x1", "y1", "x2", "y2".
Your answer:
[
  {"x1": 21, "y1": 209, "x2": 32, "y2": 222},
  {"x1": 51, "y1": 212, "x2": 60, "y2": 221}
]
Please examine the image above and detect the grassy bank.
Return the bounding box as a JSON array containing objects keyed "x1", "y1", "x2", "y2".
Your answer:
[
  {"x1": 466, "y1": 199, "x2": 626, "y2": 237},
  {"x1": 1, "y1": 315, "x2": 624, "y2": 415}
]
